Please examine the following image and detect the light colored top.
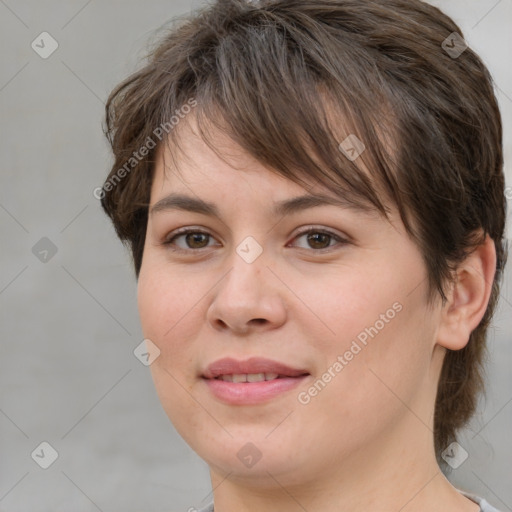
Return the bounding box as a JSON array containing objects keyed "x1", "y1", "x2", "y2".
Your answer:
[
  {"x1": 459, "y1": 490, "x2": 502, "y2": 512},
  {"x1": 195, "y1": 489, "x2": 502, "y2": 511}
]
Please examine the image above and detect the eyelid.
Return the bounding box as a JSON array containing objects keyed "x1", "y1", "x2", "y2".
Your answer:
[
  {"x1": 162, "y1": 226, "x2": 220, "y2": 248},
  {"x1": 161, "y1": 224, "x2": 350, "y2": 253},
  {"x1": 288, "y1": 226, "x2": 350, "y2": 251}
]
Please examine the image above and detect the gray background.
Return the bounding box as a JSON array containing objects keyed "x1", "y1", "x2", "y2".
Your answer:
[{"x1": 0, "y1": 1, "x2": 510, "y2": 511}]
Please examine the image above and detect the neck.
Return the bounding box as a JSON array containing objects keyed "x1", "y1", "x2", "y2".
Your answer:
[{"x1": 208, "y1": 415, "x2": 478, "y2": 512}]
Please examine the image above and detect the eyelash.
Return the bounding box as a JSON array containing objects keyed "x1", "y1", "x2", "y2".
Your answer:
[{"x1": 162, "y1": 226, "x2": 348, "y2": 254}]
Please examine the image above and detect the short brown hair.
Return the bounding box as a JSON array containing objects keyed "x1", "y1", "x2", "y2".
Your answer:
[{"x1": 101, "y1": 0, "x2": 507, "y2": 467}]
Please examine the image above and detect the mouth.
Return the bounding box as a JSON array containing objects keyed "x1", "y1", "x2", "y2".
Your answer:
[
  {"x1": 202, "y1": 357, "x2": 309, "y2": 379},
  {"x1": 213, "y1": 372, "x2": 285, "y2": 383},
  {"x1": 202, "y1": 357, "x2": 310, "y2": 405}
]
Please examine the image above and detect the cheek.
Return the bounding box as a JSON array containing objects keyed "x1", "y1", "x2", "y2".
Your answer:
[
  {"x1": 300, "y1": 264, "x2": 402, "y2": 358},
  {"x1": 295, "y1": 310, "x2": 433, "y2": 461},
  {"x1": 137, "y1": 262, "x2": 201, "y2": 369},
  {"x1": 305, "y1": 261, "x2": 434, "y2": 412},
  {"x1": 137, "y1": 265, "x2": 207, "y2": 432},
  {"x1": 320, "y1": 253, "x2": 431, "y2": 359}
]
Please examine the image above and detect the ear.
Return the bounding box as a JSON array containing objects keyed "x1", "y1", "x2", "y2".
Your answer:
[{"x1": 436, "y1": 234, "x2": 497, "y2": 351}]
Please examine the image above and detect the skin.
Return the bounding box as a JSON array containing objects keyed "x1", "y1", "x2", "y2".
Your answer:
[{"x1": 137, "y1": 117, "x2": 495, "y2": 512}]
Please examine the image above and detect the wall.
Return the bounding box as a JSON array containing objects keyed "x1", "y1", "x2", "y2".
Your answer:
[{"x1": 1, "y1": 1, "x2": 510, "y2": 510}]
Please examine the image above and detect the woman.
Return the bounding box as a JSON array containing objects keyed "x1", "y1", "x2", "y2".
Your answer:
[{"x1": 100, "y1": 0, "x2": 507, "y2": 510}]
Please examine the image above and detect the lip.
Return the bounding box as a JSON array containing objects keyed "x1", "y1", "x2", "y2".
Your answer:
[
  {"x1": 202, "y1": 357, "x2": 310, "y2": 405},
  {"x1": 203, "y1": 357, "x2": 309, "y2": 379}
]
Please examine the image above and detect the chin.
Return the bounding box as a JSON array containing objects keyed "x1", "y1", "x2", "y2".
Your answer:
[{"x1": 193, "y1": 433, "x2": 310, "y2": 481}]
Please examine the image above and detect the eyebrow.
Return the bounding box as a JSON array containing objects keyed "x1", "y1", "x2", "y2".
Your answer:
[{"x1": 149, "y1": 192, "x2": 374, "y2": 218}]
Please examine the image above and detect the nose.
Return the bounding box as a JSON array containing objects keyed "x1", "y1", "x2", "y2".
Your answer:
[{"x1": 206, "y1": 251, "x2": 287, "y2": 335}]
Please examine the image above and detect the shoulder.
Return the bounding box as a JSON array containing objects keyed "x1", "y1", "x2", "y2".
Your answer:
[
  {"x1": 458, "y1": 490, "x2": 502, "y2": 512},
  {"x1": 475, "y1": 497, "x2": 502, "y2": 512},
  {"x1": 196, "y1": 504, "x2": 214, "y2": 512},
  {"x1": 193, "y1": 495, "x2": 503, "y2": 512}
]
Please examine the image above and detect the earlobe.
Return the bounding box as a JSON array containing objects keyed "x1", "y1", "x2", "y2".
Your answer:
[{"x1": 436, "y1": 234, "x2": 496, "y2": 351}]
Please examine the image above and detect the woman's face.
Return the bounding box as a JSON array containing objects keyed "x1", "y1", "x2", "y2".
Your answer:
[{"x1": 137, "y1": 121, "x2": 443, "y2": 486}]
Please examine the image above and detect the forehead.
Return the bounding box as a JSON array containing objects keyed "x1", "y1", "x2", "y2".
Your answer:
[
  {"x1": 149, "y1": 129, "x2": 387, "y2": 227},
  {"x1": 151, "y1": 115, "x2": 385, "y2": 217}
]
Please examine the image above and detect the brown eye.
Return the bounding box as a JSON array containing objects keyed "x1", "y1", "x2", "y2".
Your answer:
[
  {"x1": 184, "y1": 232, "x2": 210, "y2": 249},
  {"x1": 291, "y1": 228, "x2": 347, "y2": 251},
  {"x1": 305, "y1": 232, "x2": 332, "y2": 249},
  {"x1": 164, "y1": 229, "x2": 216, "y2": 251}
]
